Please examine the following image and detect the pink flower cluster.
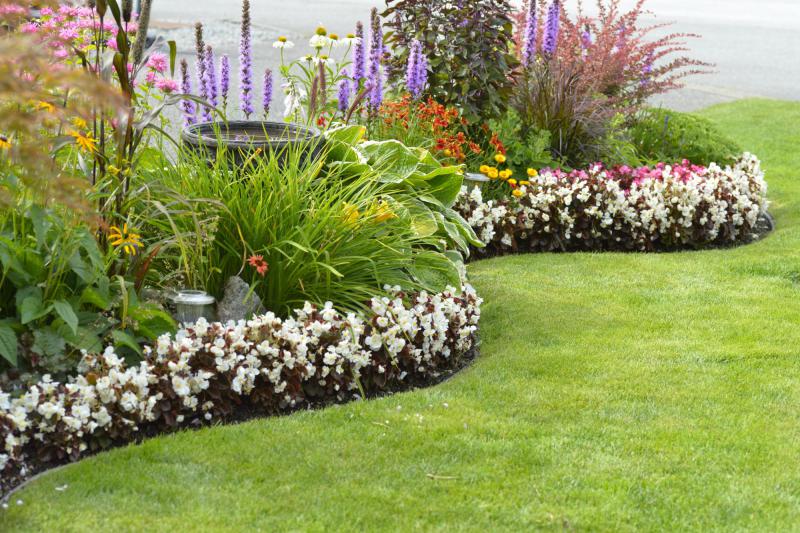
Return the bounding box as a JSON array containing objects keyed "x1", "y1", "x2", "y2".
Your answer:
[{"x1": 546, "y1": 159, "x2": 710, "y2": 191}]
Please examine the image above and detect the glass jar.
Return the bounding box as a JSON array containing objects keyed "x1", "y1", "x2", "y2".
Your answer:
[{"x1": 172, "y1": 290, "x2": 217, "y2": 324}]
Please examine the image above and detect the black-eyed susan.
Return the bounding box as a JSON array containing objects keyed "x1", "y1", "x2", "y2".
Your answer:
[
  {"x1": 0, "y1": 135, "x2": 10, "y2": 150},
  {"x1": 109, "y1": 223, "x2": 143, "y2": 256},
  {"x1": 71, "y1": 116, "x2": 88, "y2": 130},
  {"x1": 68, "y1": 129, "x2": 97, "y2": 153},
  {"x1": 36, "y1": 101, "x2": 55, "y2": 113}
]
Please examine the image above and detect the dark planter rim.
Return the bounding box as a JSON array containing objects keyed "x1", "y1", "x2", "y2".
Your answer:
[{"x1": 181, "y1": 120, "x2": 321, "y2": 150}]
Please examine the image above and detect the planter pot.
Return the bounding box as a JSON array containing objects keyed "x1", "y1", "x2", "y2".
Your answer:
[
  {"x1": 181, "y1": 121, "x2": 324, "y2": 167},
  {"x1": 171, "y1": 289, "x2": 217, "y2": 324}
]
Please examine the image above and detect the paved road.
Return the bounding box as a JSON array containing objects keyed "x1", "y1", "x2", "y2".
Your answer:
[{"x1": 149, "y1": 0, "x2": 799, "y2": 115}]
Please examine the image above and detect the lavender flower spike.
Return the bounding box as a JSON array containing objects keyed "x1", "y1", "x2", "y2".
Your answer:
[
  {"x1": 542, "y1": 0, "x2": 561, "y2": 57},
  {"x1": 406, "y1": 40, "x2": 427, "y2": 99},
  {"x1": 351, "y1": 21, "x2": 366, "y2": 84},
  {"x1": 521, "y1": 0, "x2": 538, "y2": 66},
  {"x1": 204, "y1": 45, "x2": 218, "y2": 108},
  {"x1": 338, "y1": 72, "x2": 350, "y2": 114},
  {"x1": 239, "y1": 0, "x2": 254, "y2": 118},
  {"x1": 220, "y1": 54, "x2": 231, "y2": 111},
  {"x1": 179, "y1": 58, "x2": 196, "y2": 126},
  {"x1": 263, "y1": 68, "x2": 273, "y2": 118},
  {"x1": 366, "y1": 8, "x2": 383, "y2": 111}
]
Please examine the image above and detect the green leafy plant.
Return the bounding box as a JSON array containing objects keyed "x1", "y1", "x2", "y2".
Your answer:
[
  {"x1": 383, "y1": 0, "x2": 519, "y2": 124},
  {"x1": 629, "y1": 108, "x2": 742, "y2": 166}
]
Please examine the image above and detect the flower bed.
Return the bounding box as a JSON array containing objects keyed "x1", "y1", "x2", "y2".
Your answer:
[
  {"x1": 0, "y1": 284, "x2": 481, "y2": 497},
  {"x1": 458, "y1": 154, "x2": 769, "y2": 254}
]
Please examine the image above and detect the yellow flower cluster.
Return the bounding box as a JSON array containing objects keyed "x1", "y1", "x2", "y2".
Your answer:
[{"x1": 476, "y1": 154, "x2": 540, "y2": 201}]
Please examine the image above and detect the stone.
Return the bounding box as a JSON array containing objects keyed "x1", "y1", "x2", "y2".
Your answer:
[{"x1": 217, "y1": 276, "x2": 265, "y2": 323}]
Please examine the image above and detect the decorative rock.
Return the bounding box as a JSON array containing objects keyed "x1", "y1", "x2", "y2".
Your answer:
[{"x1": 217, "y1": 276, "x2": 265, "y2": 323}]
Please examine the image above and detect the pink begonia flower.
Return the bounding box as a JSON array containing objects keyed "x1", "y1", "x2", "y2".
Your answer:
[
  {"x1": 155, "y1": 78, "x2": 180, "y2": 93},
  {"x1": 147, "y1": 53, "x2": 168, "y2": 73}
]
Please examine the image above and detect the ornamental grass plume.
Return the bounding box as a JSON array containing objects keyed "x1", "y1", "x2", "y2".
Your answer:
[
  {"x1": 179, "y1": 58, "x2": 197, "y2": 126},
  {"x1": 351, "y1": 21, "x2": 366, "y2": 84},
  {"x1": 262, "y1": 68, "x2": 273, "y2": 118},
  {"x1": 521, "y1": 0, "x2": 538, "y2": 66},
  {"x1": 239, "y1": 0, "x2": 254, "y2": 118},
  {"x1": 204, "y1": 45, "x2": 218, "y2": 108},
  {"x1": 220, "y1": 55, "x2": 231, "y2": 110},
  {"x1": 542, "y1": 0, "x2": 561, "y2": 56},
  {"x1": 130, "y1": 0, "x2": 152, "y2": 65},
  {"x1": 366, "y1": 8, "x2": 383, "y2": 111}
]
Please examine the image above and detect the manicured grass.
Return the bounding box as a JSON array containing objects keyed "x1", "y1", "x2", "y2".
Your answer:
[{"x1": 3, "y1": 99, "x2": 800, "y2": 532}]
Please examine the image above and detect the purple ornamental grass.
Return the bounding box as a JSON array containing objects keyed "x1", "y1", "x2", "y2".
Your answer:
[
  {"x1": 179, "y1": 58, "x2": 196, "y2": 126},
  {"x1": 366, "y1": 8, "x2": 383, "y2": 110},
  {"x1": 239, "y1": 0, "x2": 254, "y2": 118},
  {"x1": 204, "y1": 45, "x2": 218, "y2": 108},
  {"x1": 338, "y1": 72, "x2": 350, "y2": 114},
  {"x1": 521, "y1": 0, "x2": 538, "y2": 67},
  {"x1": 220, "y1": 54, "x2": 231, "y2": 110},
  {"x1": 351, "y1": 21, "x2": 366, "y2": 85},
  {"x1": 262, "y1": 68, "x2": 273, "y2": 117},
  {"x1": 542, "y1": 0, "x2": 561, "y2": 57}
]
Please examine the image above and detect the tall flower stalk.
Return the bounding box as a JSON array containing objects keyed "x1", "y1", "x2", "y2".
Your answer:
[
  {"x1": 220, "y1": 55, "x2": 231, "y2": 111},
  {"x1": 204, "y1": 45, "x2": 218, "y2": 108},
  {"x1": 521, "y1": 0, "x2": 538, "y2": 67},
  {"x1": 366, "y1": 8, "x2": 383, "y2": 111},
  {"x1": 194, "y1": 23, "x2": 211, "y2": 121},
  {"x1": 239, "y1": 0, "x2": 254, "y2": 118},
  {"x1": 542, "y1": 0, "x2": 561, "y2": 57},
  {"x1": 405, "y1": 39, "x2": 427, "y2": 99},
  {"x1": 351, "y1": 21, "x2": 366, "y2": 87},
  {"x1": 179, "y1": 58, "x2": 196, "y2": 126},
  {"x1": 262, "y1": 68, "x2": 273, "y2": 118},
  {"x1": 338, "y1": 72, "x2": 350, "y2": 114}
]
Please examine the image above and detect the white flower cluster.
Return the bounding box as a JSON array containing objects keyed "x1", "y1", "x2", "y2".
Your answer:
[
  {"x1": 0, "y1": 284, "x2": 481, "y2": 492},
  {"x1": 458, "y1": 154, "x2": 769, "y2": 252}
]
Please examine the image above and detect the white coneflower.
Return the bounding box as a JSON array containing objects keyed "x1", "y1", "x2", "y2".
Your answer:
[{"x1": 272, "y1": 36, "x2": 294, "y2": 49}]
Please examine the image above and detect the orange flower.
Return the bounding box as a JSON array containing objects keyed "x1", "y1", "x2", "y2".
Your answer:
[{"x1": 247, "y1": 254, "x2": 269, "y2": 277}]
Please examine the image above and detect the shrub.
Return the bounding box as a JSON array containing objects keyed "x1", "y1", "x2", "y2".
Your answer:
[
  {"x1": 457, "y1": 154, "x2": 768, "y2": 253},
  {"x1": 383, "y1": 0, "x2": 518, "y2": 123},
  {"x1": 629, "y1": 108, "x2": 742, "y2": 167},
  {"x1": 0, "y1": 283, "x2": 481, "y2": 496}
]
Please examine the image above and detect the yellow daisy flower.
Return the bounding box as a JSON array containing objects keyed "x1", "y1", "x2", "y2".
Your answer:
[
  {"x1": 109, "y1": 223, "x2": 143, "y2": 256},
  {"x1": 0, "y1": 135, "x2": 10, "y2": 150},
  {"x1": 68, "y1": 129, "x2": 97, "y2": 153},
  {"x1": 36, "y1": 101, "x2": 55, "y2": 113}
]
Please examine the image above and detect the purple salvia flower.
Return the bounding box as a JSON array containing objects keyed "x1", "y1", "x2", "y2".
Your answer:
[
  {"x1": 542, "y1": 0, "x2": 561, "y2": 57},
  {"x1": 239, "y1": 0, "x2": 254, "y2": 118},
  {"x1": 179, "y1": 58, "x2": 196, "y2": 126},
  {"x1": 262, "y1": 68, "x2": 273, "y2": 118},
  {"x1": 220, "y1": 54, "x2": 231, "y2": 110},
  {"x1": 204, "y1": 45, "x2": 218, "y2": 108},
  {"x1": 366, "y1": 8, "x2": 383, "y2": 111},
  {"x1": 338, "y1": 72, "x2": 350, "y2": 114},
  {"x1": 351, "y1": 21, "x2": 366, "y2": 85},
  {"x1": 521, "y1": 0, "x2": 538, "y2": 67}
]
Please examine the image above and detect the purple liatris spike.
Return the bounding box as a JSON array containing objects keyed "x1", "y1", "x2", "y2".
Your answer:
[
  {"x1": 542, "y1": 0, "x2": 561, "y2": 57},
  {"x1": 521, "y1": 0, "x2": 538, "y2": 66},
  {"x1": 366, "y1": 8, "x2": 383, "y2": 110},
  {"x1": 406, "y1": 40, "x2": 427, "y2": 99},
  {"x1": 338, "y1": 72, "x2": 350, "y2": 114},
  {"x1": 262, "y1": 68, "x2": 273, "y2": 117},
  {"x1": 641, "y1": 52, "x2": 654, "y2": 86},
  {"x1": 204, "y1": 45, "x2": 218, "y2": 108},
  {"x1": 179, "y1": 58, "x2": 196, "y2": 126},
  {"x1": 220, "y1": 54, "x2": 230, "y2": 109},
  {"x1": 581, "y1": 26, "x2": 592, "y2": 49},
  {"x1": 239, "y1": 0, "x2": 254, "y2": 118},
  {"x1": 351, "y1": 21, "x2": 365, "y2": 84},
  {"x1": 194, "y1": 22, "x2": 209, "y2": 119}
]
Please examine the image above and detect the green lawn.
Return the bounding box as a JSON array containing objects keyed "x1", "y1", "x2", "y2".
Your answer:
[{"x1": 3, "y1": 99, "x2": 800, "y2": 532}]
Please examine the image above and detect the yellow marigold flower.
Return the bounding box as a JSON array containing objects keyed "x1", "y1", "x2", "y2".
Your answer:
[
  {"x1": 512, "y1": 189, "x2": 524, "y2": 198},
  {"x1": 527, "y1": 168, "x2": 538, "y2": 177},
  {"x1": 494, "y1": 153, "x2": 506, "y2": 164},
  {"x1": 109, "y1": 223, "x2": 143, "y2": 256},
  {"x1": 36, "y1": 101, "x2": 55, "y2": 113},
  {"x1": 487, "y1": 168, "x2": 499, "y2": 179},
  {"x1": 0, "y1": 135, "x2": 10, "y2": 150},
  {"x1": 479, "y1": 164, "x2": 490, "y2": 174},
  {"x1": 68, "y1": 129, "x2": 96, "y2": 153},
  {"x1": 508, "y1": 178, "x2": 517, "y2": 186},
  {"x1": 520, "y1": 180, "x2": 530, "y2": 186},
  {"x1": 316, "y1": 26, "x2": 327, "y2": 36},
  {"x1": 499, "y1": 169, "x2": 511, "y2": 180}
]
